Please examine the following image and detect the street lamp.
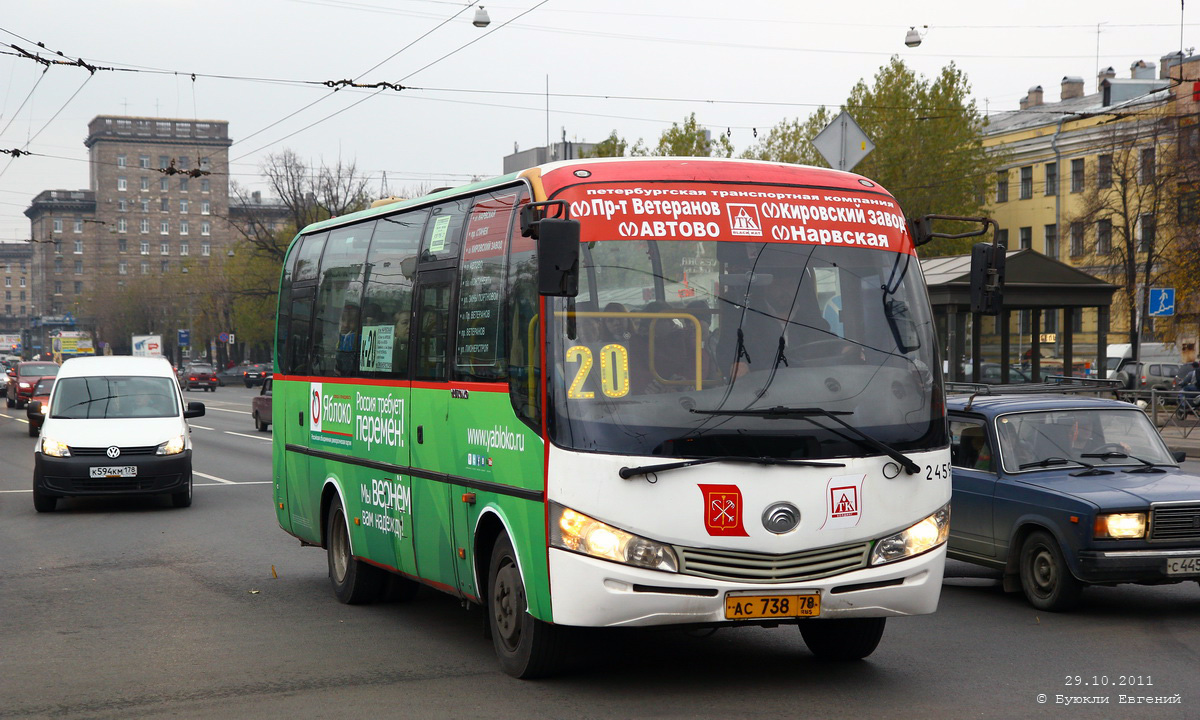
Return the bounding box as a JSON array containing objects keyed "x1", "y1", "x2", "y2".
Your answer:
[
  {"x1": 905, "y1": 25, "x2": 928, "y2": 48},
  {"x1": 473, "y1": 5, "x2": 490, "y2": 27}
]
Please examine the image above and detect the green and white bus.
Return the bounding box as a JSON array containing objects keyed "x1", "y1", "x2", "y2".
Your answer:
[{"x1": 273, "y1": 158, "x2": 950, "y2": 677}]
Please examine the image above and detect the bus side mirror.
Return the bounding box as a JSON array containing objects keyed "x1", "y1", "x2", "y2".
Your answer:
[
  {"x1": 521, "y1": 201, "x2": 580, "y2": 297},
  {"x1": 969, "y1": 241, "x2": 1006, "y2": 316}
]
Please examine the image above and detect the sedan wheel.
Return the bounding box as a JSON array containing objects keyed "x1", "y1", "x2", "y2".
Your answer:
[{"x1": 1019, "y1": 530, "x2": 1083, "y2": 611}]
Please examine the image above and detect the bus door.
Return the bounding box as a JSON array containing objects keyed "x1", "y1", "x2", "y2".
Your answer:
[
  {"x1": 409, "y1": 269, "x2": 461, "y2": 594},
  {"x1": 282, "y1": 285, "x2": 320, "y2": 541}
]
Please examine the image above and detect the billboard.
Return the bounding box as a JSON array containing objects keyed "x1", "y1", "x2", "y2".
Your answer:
[{"x1": 132, "y1": 335, "x2": 163, "y2": 357}]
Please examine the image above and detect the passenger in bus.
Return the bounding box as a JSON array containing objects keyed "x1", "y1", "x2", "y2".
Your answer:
[
  {"x1": 335, "y1": 304, "x2": 360, "y2": 375},
  {"x1": 392, "y1": 308, "x2": 411, "y2": 374},
  {"x1": 684, "y1": 300, "x2": 724, "y2": 386},
  {"x1": 638, "y1": 301, "x2": 692, "y2": 392},
  {"x1": 600, "y1": 302, "x2": 632, "y2": 343}
]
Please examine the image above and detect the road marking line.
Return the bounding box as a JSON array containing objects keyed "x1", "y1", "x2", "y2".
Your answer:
[
  {"x1": 206, "y1": 407, "x2": 251, "y2": 415},
  {"x1": 195, "y1": 471, "x2": 234, "y2": 484},
  {"x1": 191, "y1": 424, "x2": 215, "y2": 430},
  {"x1": 224, "y1": 430, "x2": 272, "y2": 441},
  {"x1": 0, "y1": 481, "x2": 273, "y2": 493}
]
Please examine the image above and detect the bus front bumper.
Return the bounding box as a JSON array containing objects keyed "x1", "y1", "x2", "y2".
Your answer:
[{"x1": 547, "y1": 543, "x2": 946, "y2": 627}]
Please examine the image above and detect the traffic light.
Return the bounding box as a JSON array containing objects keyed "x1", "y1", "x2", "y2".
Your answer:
[{"x1": 970, "y1": 241, "x2": 1006, "y2": 316}]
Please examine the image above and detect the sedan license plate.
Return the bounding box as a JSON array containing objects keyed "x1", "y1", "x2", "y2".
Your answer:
[
  {"x1": 89, "y1": 466, "x2": 137, "y2": 479},
  {"x1": 1165, "y1": 557, "x2": 1200, "y2": 575},
  {"x1": 725, "y1": 593, "x2": 820, "y2": 620}
]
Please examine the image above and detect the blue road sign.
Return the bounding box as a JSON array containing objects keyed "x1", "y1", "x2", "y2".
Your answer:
[
  {"x1": 178, "y1": 329, "x2": 190, "y2": 346},
  {"x1": 1148, "y1": 288, "x2": 1175, "y2": 317}
]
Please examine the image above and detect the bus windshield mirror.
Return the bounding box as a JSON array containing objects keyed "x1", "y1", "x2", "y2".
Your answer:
[{"x1": 619, "y1": 455, "x2": 844, "y2": 480}]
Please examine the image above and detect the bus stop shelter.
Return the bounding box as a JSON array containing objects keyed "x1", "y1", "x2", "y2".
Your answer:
[{"x1": 921, "y1": 249, "x2": 1119, "y2": 383}]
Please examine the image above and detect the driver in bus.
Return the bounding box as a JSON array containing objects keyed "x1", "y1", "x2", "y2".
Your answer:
[{"x1": 730, "y1": 269, "x2": 829, "y2": 379}]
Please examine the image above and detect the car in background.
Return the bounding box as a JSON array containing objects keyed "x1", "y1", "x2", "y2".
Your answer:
[
  {"x1": 252, "y1": 375, "x2": 272, "y2": 432},
  {"x1": 240, "y1": 363, "x2": 271, "y2": 388},
  {"x1": 182, "y1": 363, "x2": 219, "y2": 392},
  {"x1": 24, "y1": 377, "x2": 55, "y2": 437},
  {"x1": 6, "y1": 360, "x2": 60, "y2": 408},
  {"x1": 946, "y1": 392, "x2": 1200, "y2": 611},
  {"x1": 961, "y1": 362, "x2": 1030, "y2": 385},
  {"x1": 215, "y1": 363, "x2": 251, "y2": 387},
  {"x1": 32, "y1": 355, "x2": 205, "y2": 512},
  {"x1": 1115, "y1": 361, "x2": 1179, "y2": 392}
]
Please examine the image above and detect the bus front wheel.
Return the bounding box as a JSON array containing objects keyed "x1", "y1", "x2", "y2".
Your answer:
[
  {"x1": 799, "y1": 617, "x2": 886, "y2": 660},
  {"x1": 487, "y1": 534, "x2": 563, "y2": 678},
  {"x1": 326, "y1": 495, "x2": 383, "y2": 604}
]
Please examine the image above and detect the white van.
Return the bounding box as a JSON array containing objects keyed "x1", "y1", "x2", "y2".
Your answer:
[
  {"x1": 31, "y1": 355, "x2": 205, "y2": 512},
  {"x1": 1105, "y1": 342, "x2": 1178, "y2": 379}
]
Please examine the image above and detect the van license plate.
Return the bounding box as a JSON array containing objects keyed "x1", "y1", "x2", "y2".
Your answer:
[
  {"x1": 724, "y1": 593, "x2": 820, "y2": 620},
  {"x1": 90, "y1": 466, "x2": 137, "y2": 478},
  {"x1": 1166, "y1": 557, "x2": 1200, "y2": 575}
]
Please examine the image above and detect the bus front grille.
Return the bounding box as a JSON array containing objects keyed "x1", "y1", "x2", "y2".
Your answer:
[{"x1": 675, "y1": 541, "x2": 871, "y2": 584}]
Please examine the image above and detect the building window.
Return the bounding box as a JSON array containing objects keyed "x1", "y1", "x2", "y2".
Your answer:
[
  {"x1": 156, "y1": 122, "x2": 171, "y2": 135},
  {"x1": 159, "y1": 155, "x2": 170, "y2": 169},
  {"x1": 54, "y1": 258, "x2": 63, "y2": 273},
  {"x1": 140, "y1": 219, "x2": 150, "y2": 234},
  {"x1": 117, "y1": 218, "x2": 128, "y2": 233},
  {"x1": 160, "y1": 177, "x2": 169, "y2": 192},
  {"x1": 117, "y1": 199, "x2": 127, "y2": 212},
  {"x1": 180, "y1": 177, "x2": 188, "y2": 193},
  {"x1": 1044, "y1": 162, "x2": 1057, "y2": 196},
  {"x1": 201, "y1": 221, "x2": 211, "y2": 236},
  {"x1": 179, "y1": 220, "x2": 190, "y2": 235},
  {"x1": 20, "y1": 276, "x2": 25, "y2": 286},
  {"x1": 141, "y1": 261, "x2": 149, "y2": 275},
  {"x1": 160, "y1": 197, "x2": 169, "y2": 212},
  {"x1": 1141, "y1": 148, "x2": 1156, "y2": 184},
  {"x1": 1097, "y1": 219, "x2": 1112, "y2": 254},
  {"x1": 141, "y1": 199, "x2": 150, "y2": 213},
  {"x1": 201, "y1": 242, "x2": 211, "y2": 256},
  {"x1": 1044, "y1": 224, "x2": 1058, "y2": 258},
  {"x1": 74, "y1": 239, "x2": 83, "y2": 254},
  {"x1": 1139, "y1": 213, "x2": 1155, "y2": 252},
  {"x1": 74, "y1": 260, "x2": 82, "y2": 274},
  {"x1": 201, "y1": 201, "x2": 211, "y2": 215},
  {"x1": 180, "y1": 242, "x2": 189, "y2": 256},
  {"x1": 140, "y1": 241, "x2": 149, "y2": 255},
  {"x1": 1020, "y1": 166, "x2": 1033, "y2": 199},
  {"x1": 53, "y1": 218, "x2": 62, "y2": 233},
  {"x1": 1071, "y1": 159, "x2": 1084, "y2": 192},
  {"x1": 73, "y1": 219, "x2": 83, "y2": 233},
  {"x1": 161, "y1": 260, "x2": 169, "y2": 273},
  {"x1": 200, "y1": 179, "x2": 210, "y2": 193},
  {"x1": 995, "y1": 171, "x2": 1009, "y2": 203},
  {"x1": 1070, "y1": 221, "x2": 1084, "y2": 256},
  {"x1": 1019, "y1": 226, "x2": 1032, "y2": 250},
  {"x1": 160, "y1": 242, "x2": 170, "y2": 255},
  {"x1": 119, "y1": 260, "x2": 128, "y2": 275},
  {"x1": 200, "y1": 157, "x2": 210, "y2": 170},
  {"x1": 160, "y1": 221, "x2": 170, "y2": 235},
  {"x1": 180, "y1": 199, "x2": 189, "y2": 213},
  {"x1": 74, "y1": 281, "x2": 83, "y2": 294},
  {"x1": 1098, "y1": 154, "x2": 1112, "y2": 188},
  {"x1": 19, "y1": 290, "x2": 23, "y2": 300},
  {"x1": 118, "y1": 237, "x2": 127, "y2": 252},
  {"x1": 139, "y1": 155, "x2": 150, "y2": 168},
  {"x1": 140, "y1": 177, "x2": 150, "y2": 191},
  {"x1": 117, "y1": 177, "x2": 127, "y2": 191},
  {"x1": 117, "y1": 154, "x2": 127, "y2": 168},
  {"x1": 54, "y1": 281, "x2": 62, "y2": 294}
]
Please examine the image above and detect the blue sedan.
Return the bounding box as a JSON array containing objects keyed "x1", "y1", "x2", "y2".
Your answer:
[{"x1": 947, "y1": 393, "x2": 1200, "y2": 611}]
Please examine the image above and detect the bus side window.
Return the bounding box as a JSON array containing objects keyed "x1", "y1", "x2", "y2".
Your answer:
[
  {"x1": 278, "y1": 231, "x2": 325, "y2": 374},
  {"x1": 505, "y1": 192, "x2": 538, "y2": 428},
  {"x1": 360, "y1": 210, "x2": 425, "y2": 379},
  {"x1": 420, "y1": 199, "x2": 469, "y2": 263},
  {"x1": 415, "y1": 279, "x2": 454, "y2": 381},
  {"x1": 455, "y1": 189, "x2": 519, "y2": 382},
  {"x1": 309, "y1": 224, "x2": 374, "y2": 377}
]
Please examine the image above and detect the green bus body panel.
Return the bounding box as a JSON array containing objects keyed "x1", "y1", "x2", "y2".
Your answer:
[{"x1": 273, "y1": 377, "x2": 552, "y2": 618}]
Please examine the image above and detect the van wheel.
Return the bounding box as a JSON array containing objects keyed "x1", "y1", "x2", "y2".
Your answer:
[
  {"x1": 28, "y1": 423, "x2": 38, "y2": 437},
  {"x1": 800, "y1": 618, "x2": 886, "y2": 660},
  {"x1": 33, "y1": 486, "x2": 57, "y2": 512},
  {"x1": 1019, "y1": 530, "x2": 1082, "y2": 611},
  {"x1": 172, "y1": 474, "x2": 193, "y2": 508},
  {"x1": 488, "y1": 534, "x2": 563, "y2": 678},
  {"x1": 326, "y1": 495, "x2": 383, "y2": 604}
]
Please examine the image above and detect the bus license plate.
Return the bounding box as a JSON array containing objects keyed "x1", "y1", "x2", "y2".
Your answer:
[
  {"x1": 725, "y1": 593, "x2": 820, "y2": 620},
  {"x1": 1165, "y1": 557, "x2": 1200, "y2": 575},
  {"x1": 90, "y1": 466, "x2": 138, "y2": 478}
]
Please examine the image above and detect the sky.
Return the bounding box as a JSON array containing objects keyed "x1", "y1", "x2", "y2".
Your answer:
[{"x1": 0, "y1": 0, "x2": 1194, "y2": 243}]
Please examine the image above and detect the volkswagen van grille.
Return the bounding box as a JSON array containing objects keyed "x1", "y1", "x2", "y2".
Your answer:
[
  {"x1": 70, "y1": 445, "x2": 159, "y2": 456},
  {"x1": 675, "y1": 541, "x2": 871, "y2": 583},
  {"x1": 1151, "y1": 504, "x2": 1200, "y2": 541}
]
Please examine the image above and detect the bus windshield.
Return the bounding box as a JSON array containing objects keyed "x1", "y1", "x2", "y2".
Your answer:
[{"x1": 545, "y1": 236, "x2": 943, "y2": 461}]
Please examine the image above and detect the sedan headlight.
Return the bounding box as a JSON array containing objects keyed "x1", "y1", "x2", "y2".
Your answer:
[
  {"x1": 18, "y1": 381, "x2": 31, "y2": 389},
  {"x1": 41, "y1": 436, "x2": 71, "y2": 457},
  {"x1": 1094, "y1": 512, "x2": 1146, "y2": 539},
  {"x1": 871, "y1": 504, "x2": 950, "y2": 565},
  {"x1": 550, "y1": 502, "x2": 679, "y2": 572},
  {"x1": 156, "y1": 434, "x2": 186, "y2": 456}
]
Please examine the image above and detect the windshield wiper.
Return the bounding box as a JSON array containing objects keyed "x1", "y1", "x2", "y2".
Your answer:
[
  {"x1": 1082, "y1": 451, "x2": 1170, "y2": 473},
  {"x1": 1018, "y1": 456, "x2": 1070, "y2": 470},
  {"x1": 690, "y1": 406, "x2": 921, "y2": 475},
  {"x1": 619, "y1": 454, "x2": 844, "y2": 480}
]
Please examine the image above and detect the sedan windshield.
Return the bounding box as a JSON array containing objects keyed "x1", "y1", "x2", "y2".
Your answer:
[
  {"x1": 22, "y1": 363, "x2": 59, "y2": 376},
  {"x1": 50, "y1": 376, "x2": 180, "y2": 419},
  {"x1": 546, "y1": 238, "x2": 943, "y2": 460},
  {"x1": 996, "y1": 408, "x2": 1174, "y2": 473}
]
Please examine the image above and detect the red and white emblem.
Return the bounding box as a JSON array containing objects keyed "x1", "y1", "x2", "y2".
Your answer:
[
  {"x1": 822, "y1": 474, "x2": 866, "y2": 529},
  {"x1": 698, "y1": 484, "x2": 749, "y2": 536}
]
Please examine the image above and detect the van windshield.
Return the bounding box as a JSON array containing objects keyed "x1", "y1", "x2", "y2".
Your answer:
[{"x1": 50, "y1": 376, "x2": 180, "y2": 419}]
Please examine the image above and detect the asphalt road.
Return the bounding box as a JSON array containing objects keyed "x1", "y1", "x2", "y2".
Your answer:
[{"x1": 1, "y1": 385, "x2": 1198, "y2": 719}]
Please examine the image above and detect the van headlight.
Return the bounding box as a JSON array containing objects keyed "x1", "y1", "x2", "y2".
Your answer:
[
  {"x1": 550, "y1": 502, "x2": 679, "y2": 572},
  {"x1": 871, "y1": 504, "x2": 950, "y2": 565},
  {"x1": 156, "y1": 435, "x2": 186, "y2": 455},
  {"x1": 41, "y1": 436, "x2": 71, "y2": 457}
]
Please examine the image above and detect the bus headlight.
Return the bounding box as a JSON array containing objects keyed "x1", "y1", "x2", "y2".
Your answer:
[
  {"x1": 550, "y1": 503, "x2": 679, "y2": 573},
  {"x1": 1094, "y1": 513, "x2": 1146, "y2": 539},
  {"x1": 156, "y1": 435, "x2": 186, "y2": 455},
  {"x1": 871, "y1": 504, "x2": 950, "y2": 565},
  {"x1": 41, "y1": 436, "x2": 71, "y2": 457}
]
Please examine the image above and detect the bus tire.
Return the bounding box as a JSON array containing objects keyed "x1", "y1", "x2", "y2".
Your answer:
[
  {"x1": 487, "y1": 534, "x2": 562, "y2": 678},
  {"x1": 326, "y1": 495, "x2": 383, "y2": 605},
  {"x1": 799, "y1": 617, "x2": 885, "y2": 660}
]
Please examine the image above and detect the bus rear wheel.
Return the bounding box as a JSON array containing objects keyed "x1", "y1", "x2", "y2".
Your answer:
[
  {"x1": 488, "y1": 534, "x2": 563, "y2": 678},
  {"x1": 326, "y1": 495, "x2": 383, "y2": 604},
  {"x1": 799, "y1": 617, "x2": 886, "y2": 660}
]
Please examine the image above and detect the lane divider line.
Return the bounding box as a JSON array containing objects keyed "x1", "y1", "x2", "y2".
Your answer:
[{"x1": 194, "y1": 471, "x2": 234, "y2": 484}]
